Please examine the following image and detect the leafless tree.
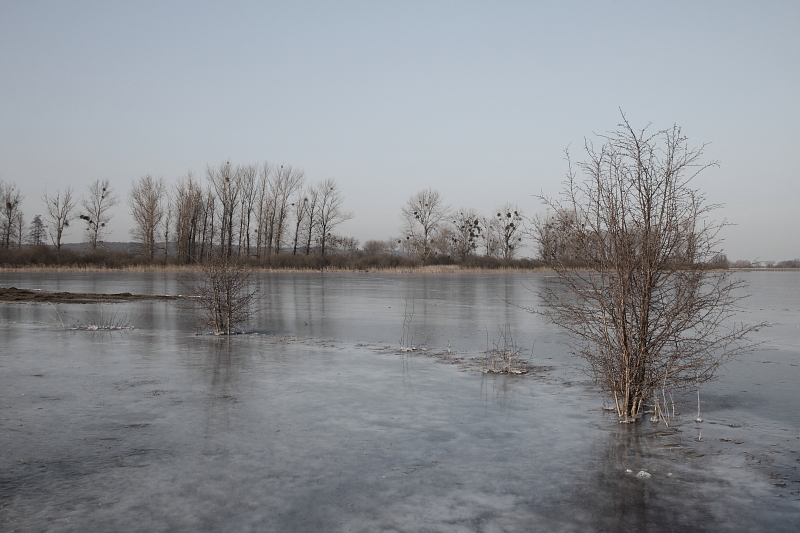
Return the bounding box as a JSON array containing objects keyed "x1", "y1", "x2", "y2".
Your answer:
[
  {"x1": 237, "y1": 164, "x2": 259, "y2": 257},
  {"x1": 255, "y1": 163, "x2": 277, "y2": 257},
  {"x1": 14, "y1": 211, "x2": 24, "y2": 249},
  {"x1": 533, "y1": 209, "x2": 581, "y2": 264},
  {"x1": 80, "y1": 179, "x2": 119, "y2": 251},
  {"x1": 173, "y1": 172, "x2": 205, "y2": 263},
  {"x1": 401, "y1": 188, "x2": 449, "y2": 261},
  {"x1": 162, "y1": 191, "x2": 173, "y2": 261},
  {"x1": 431, "y1": 225, "x2": 456, "y2": 257},
  {"x1": 480, "y1": 215, "x2": 502, "y2": 258},
  {"x1": 271, "y1": 165, "x2": 305, "y2": 254},
  {"x1": 43, "y1": 187, "x2": 78, "y2": 259},
  {"x1": 494, "y1": 204, "x2": 524, "y2": 260},
  {"x1": 199, "y1": 187, "x2": 216, "y2": 259},
  {"x1": 363, "y1": 239, "x2": 385, "y2": 255},
  {"x1": 182, "y1": 252, "x2": 256, "y2": 335},
  {"x1": 0, "y1": 179, "x2": 23, "y2": 249},
  {"x1": 302, "y1": 183, "x2": 321, "y2": 255},
  {"x1": 207, "y1": 161, "x2": 240, "y2": 258},
  {"x1": 532, "y1": 116, "x2": 762, "y2": 421},
  {"x1": 315, "y1": 179, "x2": 353, "y2": 256},
  {"x1": 290, "y1": 189, "x2": 310, "y2": 255},
  {"x1": 129, "y1": 175, "x2": 166, "y2": 261},
  {"x1": 254, "y1": 163, "x2": 273, "y2": 258},
  {"x1": 326, "y1": 234, "x2": 359, "y2": 257},
  {"x1": 450, "y1": 208, "x2": 482, "y2": 260},
  {"x1": 385, "y1": 237, "x2": 400, "y2": 255}
]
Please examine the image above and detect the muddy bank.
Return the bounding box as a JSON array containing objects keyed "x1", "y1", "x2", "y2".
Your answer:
[{"x1": 0, "y1": 286, "x2": 183, "y2": 304}]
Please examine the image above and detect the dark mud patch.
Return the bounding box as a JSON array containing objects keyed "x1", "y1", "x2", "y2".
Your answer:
[{"x1": 0, "y1": 286, "x2": 184, "y2": 304}]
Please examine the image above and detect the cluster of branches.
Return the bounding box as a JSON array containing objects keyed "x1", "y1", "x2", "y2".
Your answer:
[
  {"x1": 531, "y1": 116, "x2": 762, "y2": 421},
  {"x1": 533, "y1": 209, "x2": 799, "y2": 271},
  {"x1": 398, "y1": 188, "x2": 525, "y2": 263},
  {"x1": 181, "y1": 252, "x2": 257, "y2": 335}
]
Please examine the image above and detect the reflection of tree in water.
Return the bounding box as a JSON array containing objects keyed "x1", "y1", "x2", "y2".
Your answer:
[
  {"x1": 202, "y1": 339, "x2": 244, "y2": 436},
  {"x1": 209, "y1": 339, "x2": 235, "y2": 391},
  {"x1": 563, "y1": 423, "x2": 736, "y2": 533},
  {"x1": 479, "y1": 373, "x2": 518, "y2": 406}
]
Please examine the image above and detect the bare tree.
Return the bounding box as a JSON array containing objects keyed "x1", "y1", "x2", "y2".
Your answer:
[
  {"x1": 314, "y1": 179, "x2": 353, "y2": 256},
  {"x1": 450, "y1": 208, "x2": 482, "y2": 260},
  {"x1": 237, "y1": 164, "x2": 259, "y2": 257},
  {"x1": 199, "y1": 187, "x2": 216, "y2": 259},
  {"x1": 14, "y1": 211, "x2": 24, "y2": 249},
  {"x1": 80, "y1": 179, "x2": 119, "y2": 251},
  {"x1": 494, "y1": 204, "x2": 524, "y2": 260},
  {"x1": 43, "y1": 187, "x2": 78, "y2": 259},
  {"x1": 162, "y1": 190, "x2": 173, "y2": 261},
  {"x1": 533, "y1": 209, "x2": 581, "y2": 264},
  {"x1": 532, "y1": 117, "x2": 762, "y2": 421},
  {"x1": 254, "y1": 163, "x2": 273, "y2": 259},
  {"x1": 128, "y1": 175, "x2": 166, "y2": 261},
  {"x1": 173, "y1": 172, "x2": 205, "y2": 263},
  {"x1": 363, "y1": 239, "x2": 385, "y2": 255},
  {"x1": 270, "y1": 165, "x2": 305, "y2": 254},
  {"x1": 182, "y1": 252, "x2": 256, "y2": 335},
  {"x1": 0, "y1": 180, "x2": 23, "y2": 249},
  {"x1": 401, "y1": 188, "x2": 449, "y2": 261},
  {"x1": 480, "y1": 215, "x2": 501, "y2": 258},
  {"x1": 207, "y1": 161, "x2": 240, "y2": 259},
  {"x1": 290, "y1": 190, "x2": 309, "y2": 255},
  {"x1": 302, "y1": 184, "x2": 321, "y2": 255}
]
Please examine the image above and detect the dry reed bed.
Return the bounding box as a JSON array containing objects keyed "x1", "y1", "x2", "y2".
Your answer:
[{"x1": 0, "y1": 264, "x2": 554, "y2": 274}]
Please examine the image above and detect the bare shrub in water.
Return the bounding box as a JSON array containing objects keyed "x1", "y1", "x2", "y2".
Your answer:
[
  {"x1": 482, "y1": 325, "x2": 528, "y2": 374},
  {"x1": 183, "y1": 253, "x2": 256, "y2": 335},
  {"x1": 532, "y1": 115, "x2": 763, "y2": 421}
]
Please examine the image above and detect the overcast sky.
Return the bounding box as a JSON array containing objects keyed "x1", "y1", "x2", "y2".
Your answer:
[{"x1": 1, "y1": 1, "x2": 798, "y2": 260}]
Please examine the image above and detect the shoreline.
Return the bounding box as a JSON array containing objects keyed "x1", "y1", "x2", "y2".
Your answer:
[
  {"x1": 0, "y1": 286, "x2": 183, "y2": 304},
  {"x1": 0, "y1": 264, "x2": 556, "y2": 274},
  {"x1": 1, "y1": 264, "x2": 797, "y2": 274}
]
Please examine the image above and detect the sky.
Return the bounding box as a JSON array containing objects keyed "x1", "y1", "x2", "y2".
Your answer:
[{"x1": 1, "y1": 1, "x2": 798, "y2": 261}]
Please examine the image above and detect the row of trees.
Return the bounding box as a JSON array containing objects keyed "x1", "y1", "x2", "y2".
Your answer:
[
  {"x1": 1, "y1": 178, "x2": 120, "y2": 259},
  {"x1": 1, "y1": 162, "x2": 353, "y2": 262},
  {"x1": 160, "y1": 162, "x2": 352, "y2": 262},
  {"x1": 390, "y1": 188, "x2": 526, "y2": 262}
]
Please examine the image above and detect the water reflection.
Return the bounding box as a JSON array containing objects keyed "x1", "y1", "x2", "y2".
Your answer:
[{"x1": 562, "y1": 420, "x2": 784, "y2": 533}]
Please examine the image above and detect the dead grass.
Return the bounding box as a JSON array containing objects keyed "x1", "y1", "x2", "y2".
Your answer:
[{"x1": 0, "y1": 263, "x2": 553, "y2": 274}]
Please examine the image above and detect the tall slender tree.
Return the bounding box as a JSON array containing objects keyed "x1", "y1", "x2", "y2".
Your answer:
[
  {"x1": 314, "y1": 179, "x2": 353, "y2": 256},
  {"x1": 0, "y1": 180, "x2": 23, "y2": 249},
  {"x1": 43, "y1": 186, "x2": 78, "y2": 259},
  {"x1": 80, "y1": 179, "x2": 119, "y2": 251},
  {"x1": 128, "y1": 175, "x2": 166, "y2": 261}
]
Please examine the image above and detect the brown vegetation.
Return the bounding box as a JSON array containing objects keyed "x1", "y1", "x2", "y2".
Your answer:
[
  {"x1": 532, "y1": 116, "x2": 763, "y2": 421},
  {"x1": 0, "y1": 286, "x2": 180, "y2": 304}
]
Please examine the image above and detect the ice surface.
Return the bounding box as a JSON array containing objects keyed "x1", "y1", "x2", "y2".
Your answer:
[{"x1": 0, "y1": 272, "x2": 798, "y2": 531}]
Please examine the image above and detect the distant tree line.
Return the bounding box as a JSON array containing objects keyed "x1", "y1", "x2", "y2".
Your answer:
[
  {"x1": 0, "y1": 174, "x2": 796, "y2": 270},
  {"x1": 0, "y1": 163, "x2": 353, "y2": 266},
  {"x1": 356, "y1": 188, "x2": 527, "y2": 264}
]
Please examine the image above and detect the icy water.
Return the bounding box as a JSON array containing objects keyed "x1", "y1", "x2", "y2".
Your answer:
[{"x1": 0, "y1": 271, "x2": 798, "y2": 532}]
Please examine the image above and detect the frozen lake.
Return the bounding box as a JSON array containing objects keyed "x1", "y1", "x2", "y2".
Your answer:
[{"x1": 1, "y1": 271, "x2": 798, "y2": 531}]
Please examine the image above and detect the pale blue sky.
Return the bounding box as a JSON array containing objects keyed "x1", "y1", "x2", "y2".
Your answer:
[{"x1": 1, "y1": 1, "x2": 798, "y2": 260}]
